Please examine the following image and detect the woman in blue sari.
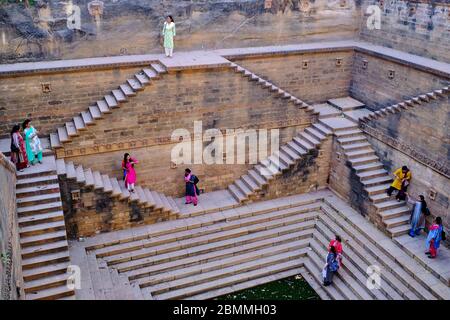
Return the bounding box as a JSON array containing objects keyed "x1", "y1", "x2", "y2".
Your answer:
[
  {"x1": 407, "y1": 194, "x2": 428, "y2": 237},
  {"x1": 323, "y1": 246, "x2": 339, "y2": 286},
  {"x1": 425, "y1": 216, "x2": 443, "y2": 259}
]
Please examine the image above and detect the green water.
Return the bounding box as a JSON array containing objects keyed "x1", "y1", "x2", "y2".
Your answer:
[{"x1": 215, "y1": 275, "x2": 320, "y2": 300}]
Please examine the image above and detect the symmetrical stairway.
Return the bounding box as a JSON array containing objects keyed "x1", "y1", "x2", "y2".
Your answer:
[
  {"x1": 69, "y1": 190, "x2": 450, "y2": 300},
  {"x1": 50, "y1": 62, "x2": 167, "y2": 150},
  {"x1": 16, "y1": 155, "x2": 74, "y2": 300},
  {"x1": 360, "y1": 86, "x2": 449, "y2": 123},
  {"x1": 55, "y1": 159, "x2": 180, "y2": 216}
]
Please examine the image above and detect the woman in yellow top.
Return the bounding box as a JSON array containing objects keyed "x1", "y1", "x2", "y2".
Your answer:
[{"x1": 386, "y1": 166, "x2": 411, "y2": 201}]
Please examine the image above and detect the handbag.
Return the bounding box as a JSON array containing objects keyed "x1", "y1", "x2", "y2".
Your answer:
[
  {"x1": 442, "y1": 230, "x2": 446, "y2": 241},
  {"x1": 10, "y1": 141, "x2": 19, "y2": 153}
]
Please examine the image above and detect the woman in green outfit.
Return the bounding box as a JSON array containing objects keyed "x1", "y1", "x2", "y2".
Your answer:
[
  {"x1": 22, "y1": 119, "x2": 43, "y2": 165},
  {"x1": 162, "y1": 15, "x2": 176, "y2": 57}
]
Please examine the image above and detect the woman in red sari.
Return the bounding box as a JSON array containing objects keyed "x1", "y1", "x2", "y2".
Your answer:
[{"x1": 10, "y1": 124, "x2": 28, "y2": 171}]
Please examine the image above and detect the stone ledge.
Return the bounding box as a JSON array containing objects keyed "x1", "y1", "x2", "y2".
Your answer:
[{"x1": 0, "y1": 152, "x2": 17, "y2": 174}]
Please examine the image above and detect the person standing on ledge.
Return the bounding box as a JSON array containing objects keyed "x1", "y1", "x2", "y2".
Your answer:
[
  {"x1": 425, "y1": 216, "x2": 444, "y2": 259},
  {"x1": 386, "y1": 165, "x2": 411, "y2": 201},
  {"x1": 22, "y1": 119, "x2": 43, "y2": 165},
  {"x1": 122, "y1": 153, "x2": 138, "y2": 193},
  {"x1": 162, "y1": 15, "x2": 176, "y2": 58},
  {"x1": 10, "y1": 124, "x2": 29, "y2": 172}
]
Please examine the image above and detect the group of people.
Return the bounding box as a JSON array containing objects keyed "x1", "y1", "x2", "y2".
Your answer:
[
  {"x1": 386, "y1": 165, "x2": 445, "y2": 259},
  {"x1": 121, "y1": 153, "x2": 200, "y2": 206},
  {"x1": 9, "y1": 119, "x2": 43, "y2": 171}
]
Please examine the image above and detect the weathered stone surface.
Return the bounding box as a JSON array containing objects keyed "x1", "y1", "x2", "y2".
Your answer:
[{"x1": 0, "y1": 0, "x2": 360, "y2": 63}]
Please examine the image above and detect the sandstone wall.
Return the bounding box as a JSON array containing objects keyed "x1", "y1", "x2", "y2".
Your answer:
[
  {"x1": 61, "y1": 67, "x2": 316, "y2": 197},
  {"x1": 0, "y1": 0, "x2": 360, "y2": 63},
  {"x1": 350, "y1": 52, "x2": 449, "y2": 109},
  {"x1": 359, "y1": 0, "x2": 450, "y2": 63},
  {"x1": 234, "y1": 51, "x2": 354, "y2": 104},
  {"x1": 0, "y1": 65, "x2": 144, "y2": 139},
  {"x1": 0, "y1": 153, "x2": 22, "y2": 300}
]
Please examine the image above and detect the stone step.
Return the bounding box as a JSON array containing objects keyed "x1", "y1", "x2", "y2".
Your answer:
[
  {"x1": 189, "y1": 267, "x2": 306, "y2": 300},
  {"x1": 247, "y1": 168, "x2": 268, "y2": 187},
  {"x1": 93, "y1": 171, "x2": 104, "y2": 189},
  {"x1": 16, "y1": 183, "x2": 60, "y2": 198},
  {"x1": 120, "y1": 84, "x2": 135, "y2": 97},
  {"x1": 286, "y1": 141, "x2": 307, "y2": 157},
  {"x1": 76, "y1": 165, "x2": 86, "y2": 183},
  {"x1": 20, "y1": 219, "x2": 66, "y2": 237},
  {"x1": 96, "y1": 204, "x2": 319, "y2": 260},
  {"x1": 167, "y1": 197, "x2": 180, "y2": 215},
  {"x1": 319, "y1": 118, "x2": 359, "y2": 133},
  {"x1": 136, "y1": 239, "x2": 310, "y2": 289},
  {"x1": 297, "y1": 267, "x2": 331, "y2": 300},
  {"x1": 361, "y1": 176, "x2": 392, "y2": 188},
  {"x1": 374, "y1": 200, "x2": 406, "y2": 212},
  {"x1": 348, "y1": 155, "x2": 380, "y2": 167},
  {"x1": 341, "y1": 142, "x2": 372, "y2": 152},
  {"x1": 22, "y1": 262, "x2": 69, "y2": 282},
  {"x1": 135, "y1": 73, "x2": 150, "y2": 86},
  {"x1": 312, "y1": 123, "x2": 333, "y2": 136},
  {"x1": 150, "y1": 63, "x2": 167, "y2": 74},
  {"x1": 334, "y1": 128, "x2": 363, "y2": 138},
  {"x1": 241, "y1": 174, "x2": 260, "y2": 192},
  {"x1": 305, "y1": 127, "x2": 327, "y2": 141},
  {"x1": 378, "y1": 205, "x2": 410, "y2": 221},
  {"x1": 96, "y1": 99, "x2": 111, "y2": 113},
  {"x1": 369, "y1": 193, "x2": 391, "y2": 204},
  {"x1": 365, "y1": 183, "x2": 391, "y2": 196},
  {"x1": 320, "y1": 204, "x2": 438, "y2": 300},
  {"x1": 88, "y1": 105, "x2": 102, "y2": 119},
  {"x1": 105, "y1": 217, "x2": 317, "y2": 268},
  {"x1": 345, "y1": 148, "x2": 376, "y2": 159},
  {"x1": 143, "y1": 68, "x2": 159, "y2": 79},
  {"x1": 150, "y1": 191, "x2": 164, "y2": 210},
  {"x1": 260, "y1": 158, "x2": 282, "y2": 175},
  {"x1": 66, "y1": 161, "x2": 76, "y2": 179},
  {"x1": 17, "y1": 193, "x2": 61, "y2": 208},
  {"x1": 112, "y1": 89, "x2": 127, "y2": 102},
  {"x1": 383, "y1": 215, "x2": 410, "y2": 229},
  {"x1": 18, "y1": 210, "x2": 64, "y2": 227},
  {"x1": 353, "y1": 162, "x2": 384, "y2": 173},
  {"x1": 57, "y1": 127, "x2": 69, "y2": 143},
  {"x1": 228, "y1": 183, "x2": 247, "y2": 203},
  {"x1": 337, "y1": 135, "x2": 367, "y2": 145},
  {"x1": 125, "y1": 227, "x2": 315, "y2": 280},
  {"x1": 81, "y1": 110, "x2": 94, "y2": 125},
  {"x1": 293, "y1": 136, "x2": 315, "y2": 151},
  {"x1": 17, "y1": 201, "x2": 63, "y2": 217},
  {"x1": 49, "y1": 133, "x2": 61, "y2": 148},
  {"x1": 25, "y1": 284, "x2": 74, "y2": 300},
  {"x1": 104, "y1": 94, "x2": 118, "y2": 108},
  {"x1": 302, "y1": 258, "x2": 345, "y2": 300},
  {"x1": 20, "y1": 230, "x2": 67, "y2": 248},
  {"x1": 307, "y1": 242, "x2": 359, "y2": 300},
  {"x1": 280, "y1": 145, "x2": 300, "y2": 161},
  {"x1": 21, "y1": 240, "x2": 68, "y2": 259},
  {"x1": 24, "y1": 273, "x2": 71, "y2": 293},
  {"x1": 387, "y1": 224, "x2": 411, "y2": 237},
  {"x1": 357, "y1": 169, "x2": 388, "y2": 181},
  {"x1": 127, "y1": 78, "x2": 143, "y2": 91},
  {"x1": 110, "y1": 178, "x2": 123, "y2": 197},
  {"x1": 73, "y1": 116, "x2": 86, "y2": 131},
  {"x1": 22, "y1": 250, "x2": 70, "y2": 270},
  {"x1": 65, "y1": 121, "x2": 78, "y2": 137},
  {"x1": 300, "y1": 131, "x2": 321, "y2": 145},
  {"x1": 153, "y1": 255, "x2": 307, "y2": 300},
  {"x1": 313, "y1": 220, "x2": 403, "y2": 300}
]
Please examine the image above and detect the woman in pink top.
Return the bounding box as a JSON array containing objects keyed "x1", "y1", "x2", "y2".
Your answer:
[{"x1": 122, "y1": 153, "x2": 139, "y2": 193}]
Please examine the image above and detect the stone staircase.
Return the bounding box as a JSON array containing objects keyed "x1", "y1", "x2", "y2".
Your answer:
[
  {"x1": 230, "y1": 62, "x2": 318, "y2": 115},
  {"x1": 49, "y1": 62, "x2": 167, "y2": 151},
  {"x1": 314, "y1": 100, "x2": 410, "y2": 238},
  {"x1": 55, "y1": 159, "x2": 180, "y2": 216},
  {"x1": 360, "y1": 86, "x2": 449, "y2": 122},
  {"x1": 69, "y1": 190, "x2": 450, "y2": 300},
  {"x1": 15, "y1": 155, "x2": 74, "y2": 300},
  {"x1": 227, "y1": 123, "x2": 332, "y2": 203}
]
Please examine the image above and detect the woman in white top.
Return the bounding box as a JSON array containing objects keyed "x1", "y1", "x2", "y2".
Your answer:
[{"x1": 162, "y1": 15, "x2": 176, "y2": 57}]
